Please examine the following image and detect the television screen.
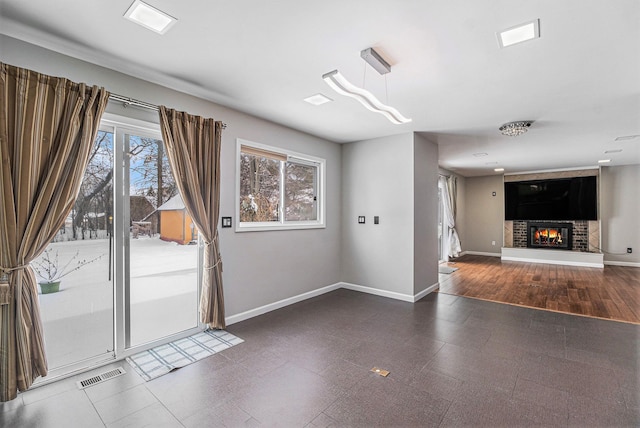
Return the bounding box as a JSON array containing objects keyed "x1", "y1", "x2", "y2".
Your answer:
[{"x1": 504, "y1": 176, "x2": 597, "y2": 221}]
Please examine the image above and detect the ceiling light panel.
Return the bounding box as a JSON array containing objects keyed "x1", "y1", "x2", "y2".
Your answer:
[
  {"x1": 304, "y1": 94, "x2": 332, "y2": 106},
  {"x1": 124, "y1": 0, "x2": 177, "y2": 34},
  {"x1": 498, "y1": 19, "x2": 540, "y2": 48},
  {"x1": 598, "y1": 159, "x2": 611, "y2": 163}
]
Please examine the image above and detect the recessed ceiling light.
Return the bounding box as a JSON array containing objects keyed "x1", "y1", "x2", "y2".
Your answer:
[
  {"x1": 604, "y1": 149, "x2": 622, "y2": 154},
  {"x1": 124, "y1": 0, "x2": 177, "y2": 34},
  {"x1": 497, "y1": 19, "x2": 540, "y2": 48},
  {"x1": 614, "y1": 135, "x2": 640, "y2": 141},
  {"x1": 473, "y1": 153, "x2": 489, "y2": 157},
  {"x1": 494, "y1": 168, "x2": 505, "y2": 172},
  {"x1": 598, "y1": 159, "x2": 611, "y2": 164},
  {"x1": 304, "y1": 93, "x2": 333, "y2": 106}
]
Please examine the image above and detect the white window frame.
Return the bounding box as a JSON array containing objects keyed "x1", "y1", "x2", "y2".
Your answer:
[{"x1": 235, "y1": 138, "x2": 326, "y2": 232}]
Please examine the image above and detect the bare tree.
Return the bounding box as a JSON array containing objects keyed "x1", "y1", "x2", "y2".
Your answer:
[{"x1": 73, "y1": 131, "x2": 113, "y2": 239}]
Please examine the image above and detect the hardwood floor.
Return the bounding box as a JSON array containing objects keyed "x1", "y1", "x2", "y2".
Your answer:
[{"x1": 438, "y1": 254, "x2": 640, "y2": 324}]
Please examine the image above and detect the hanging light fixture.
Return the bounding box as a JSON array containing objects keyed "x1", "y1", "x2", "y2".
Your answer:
[
  {"x1": 322, "y1": 70, "x2": 411, "y2": 124},
  {"x1": 322, "y1": 47, "x2": 411, "y2": 125},
  {"x1": 499, "y1": 121, "x2": 532, "y2": 136}
]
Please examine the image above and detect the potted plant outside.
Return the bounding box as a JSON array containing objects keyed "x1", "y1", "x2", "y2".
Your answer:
[{"x1": 31, "y1": 249, "x2": 103, "y2": 294}]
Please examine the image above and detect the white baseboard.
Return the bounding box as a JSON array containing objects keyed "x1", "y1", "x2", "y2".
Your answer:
[
  {"x1": 225, "y1": 283, "x2": 341, "y2": 326},
  {"x1": 414, "y1": 282, "x2": 440, "y2": 302},
  {"x1": 501, "y1": 256, "x2": 603, "y2": 268},
  {"x1": 462, "y1": 251, "x2": 501, "y2": 257},
  {"x1": 339, "y1": 282, "x2": 415, "y2": 302},
  {"x1": 226, "y1": 280, "x2": 440, "y2": 325},
  {"x1": 501, "y1": 247, "x2": 604, "y2": 268},
  {"x1": 340, "y1": 281, "x2": 439, "y2": 303},
  {"x1": 604, "y1": 261, "x2": 640, "y2": 268}
]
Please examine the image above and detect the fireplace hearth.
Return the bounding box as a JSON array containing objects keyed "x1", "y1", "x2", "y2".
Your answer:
[{"x1": 527, "y1": 222, "x2": 573, "y2": 250}]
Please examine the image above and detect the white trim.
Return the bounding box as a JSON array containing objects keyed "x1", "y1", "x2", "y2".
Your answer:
[
  {"x1": 225, "y1": 280, "x2": 441, "y2": 326},
  {"x1": 604, "y1": 261, "x2": 640, "y2": 268},
  {"x1": 225, "y1": 283, "x2": 341, "y2": 326},
  {"x1": 414, "y1": 282, "x2": 440, "y2": 302},
  {"x1": 504, "y1": 166, "x2": 599, "y2": 176},
  {"x1": 101, "y1": 112, "x2": 162, "y2": 138},
  {"x1": 501, "y1": 247, "x2": 604, "y2": 268},
  {"x1": 340, "y1": 281, "x2": 439, "y2": 302},
  {"x1": 501, "y1": 256, "x2": 604, "y2": 268},
  {"x1": 339, "y1": 282, "x2": 415, "y2": 302},
  {"x1": 463, "y1": 251, "x2": 502, "y2": 257}
]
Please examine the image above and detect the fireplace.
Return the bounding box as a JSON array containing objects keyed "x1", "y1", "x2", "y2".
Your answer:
[{"x1": 527, "y1": 222, "x2": 573, "y2": 250}]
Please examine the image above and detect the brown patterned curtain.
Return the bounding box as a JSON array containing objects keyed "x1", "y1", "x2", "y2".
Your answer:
[
  {"x1": 0, "y1": 63, "x2": 109, "y2": 402},
  {"x1": 158, "y1": 106, "x2": 225, "y2": 329}
]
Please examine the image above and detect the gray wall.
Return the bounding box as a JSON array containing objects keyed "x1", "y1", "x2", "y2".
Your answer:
[
  {"x1": 341, "y1": 133, "x2": 415, "y2": 295},
  {"x1": 341, "y1": 133, "x2": 440, "y2": 297},
  {"x1": 413, "y1": 134, "x2": 439, "y2": 294},
  {"x1": 600, "y1": 165, "x2": 640, "y2": 264},
  {"x1": 463, "y1": 175, "x2": 504, "y2": 254},
  {"x1": 1, "y1": 34, "x2": 342, "y2": 317}
]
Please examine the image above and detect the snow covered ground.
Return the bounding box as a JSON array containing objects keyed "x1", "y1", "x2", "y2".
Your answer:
[{"x1": 34, "y1": 236, "x2": 199, "y2": 369}]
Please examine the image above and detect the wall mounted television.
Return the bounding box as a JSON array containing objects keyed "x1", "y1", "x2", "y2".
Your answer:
[{"x1": 504, "y1": 176, "x2": 597, "y2": 221}]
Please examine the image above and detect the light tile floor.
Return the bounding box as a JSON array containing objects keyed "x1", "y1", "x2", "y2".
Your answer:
[{"x1": 2, "y1": 289, "x2": 639, "y2": 427}]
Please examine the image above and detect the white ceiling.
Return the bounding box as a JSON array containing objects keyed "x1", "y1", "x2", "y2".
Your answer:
[{"x1": 1, "y1": 0, "x2": 639, "y2": 177}]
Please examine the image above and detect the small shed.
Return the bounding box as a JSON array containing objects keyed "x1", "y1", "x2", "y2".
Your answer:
[{"x1": 156, "y1": 194, "x2": 197, "y2": 244}]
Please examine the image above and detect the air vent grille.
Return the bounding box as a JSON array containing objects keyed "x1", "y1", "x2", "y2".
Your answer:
[{"x1": 76, "y1": 366, "x2": 126, "y2": 389}]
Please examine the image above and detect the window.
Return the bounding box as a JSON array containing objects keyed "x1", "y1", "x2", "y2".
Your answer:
[{"x1": 237, "y1": 139, "x2": 325, "y2": 231}]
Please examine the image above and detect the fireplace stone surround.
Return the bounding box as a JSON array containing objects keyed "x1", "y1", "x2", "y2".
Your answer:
[{"x1": 501, "y1": 169, "x2": 602, "y2": 267}]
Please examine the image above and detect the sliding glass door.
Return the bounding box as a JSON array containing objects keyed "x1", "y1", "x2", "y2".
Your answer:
[
  {"x1": 35, "y1": 116, "x2": 202, "y2": 380},
  {"x1": 35, "y1": 127, "x2": 116, "y2": 373},
  {"x1": 118, "y1": 128, "x2": 200, "y2": 348}
]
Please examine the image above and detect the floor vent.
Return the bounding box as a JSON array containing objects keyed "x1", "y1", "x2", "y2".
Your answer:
[{"x1": 76, "y1": 366, "x2": 126, "y2": 389}]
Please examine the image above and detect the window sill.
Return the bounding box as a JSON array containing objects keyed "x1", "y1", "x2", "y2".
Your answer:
[{"x1": 235, "y1": 223, "x2": 325, "y2": 232}]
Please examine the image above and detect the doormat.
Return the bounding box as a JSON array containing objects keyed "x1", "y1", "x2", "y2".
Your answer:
[
  {"x1": 126, "y1": 329, "x2": 243, "y2": 381},
  {"x1": 439, "y1": 266, "x2": 459, "y2": 274}
]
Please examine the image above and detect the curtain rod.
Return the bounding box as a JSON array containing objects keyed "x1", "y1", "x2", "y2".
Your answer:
[{"x1": 109, "y1": 93, "x2": 227, "y2": 129}]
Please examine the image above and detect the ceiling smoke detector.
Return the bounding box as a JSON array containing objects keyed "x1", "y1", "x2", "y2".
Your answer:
[{"x1": 499, "y1": 121, "x2": 532, "y2": 137}]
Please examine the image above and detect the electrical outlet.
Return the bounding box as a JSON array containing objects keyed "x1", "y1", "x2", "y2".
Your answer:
[
  {"x1": 492, "y1": 240, "x2": 496, "y2": 246},
  {"x1": 627, "y1": 248, "x2": 632, "y2": 254}
]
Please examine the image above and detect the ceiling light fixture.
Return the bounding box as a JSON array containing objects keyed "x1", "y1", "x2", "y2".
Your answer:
[
  {"x1": 499, "y1": 121, "x2": 532, "y2": 136},
  {"x1": 497, "y1": 19, "x2": 540, "y2": 48},
  {"x1": 604, "y1": 149, "x2": 622, "y2": 154},
  {"x1": 304, "y1": 93, "x2": 332, "y2": 106},
  {"x1": 598, "y1": 159, "x2": 611, "y2": 164},
  {"x1": 322, "y1": 69, "x2": 411, "y2": 124},
  {"x1": 124, "y1": 0, "x2": 177, "y2": 34},
  {"x1": 494, "y1": 168, "x2": 505, "y2": 172},
  {"x1": 360, "y1": 48, "x2": 391, "y2": 75}
]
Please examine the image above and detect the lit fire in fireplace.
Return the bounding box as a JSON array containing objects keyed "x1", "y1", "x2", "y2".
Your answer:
[{"x1": 533, "y1": 228, "x2": 563, "y2": 245}]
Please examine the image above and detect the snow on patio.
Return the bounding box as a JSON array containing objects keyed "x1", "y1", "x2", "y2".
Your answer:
[
  {"x1": 35, "y1": 237, "x2": 198, "y2": 320},
  {"x1": 34, "y1": 236, "x2": 199, "y2": 369}
]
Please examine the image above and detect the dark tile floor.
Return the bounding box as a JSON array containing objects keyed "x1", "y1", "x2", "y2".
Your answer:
[{"x1": 1, "y1": 289, "x2": 638, "y2": 427}]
